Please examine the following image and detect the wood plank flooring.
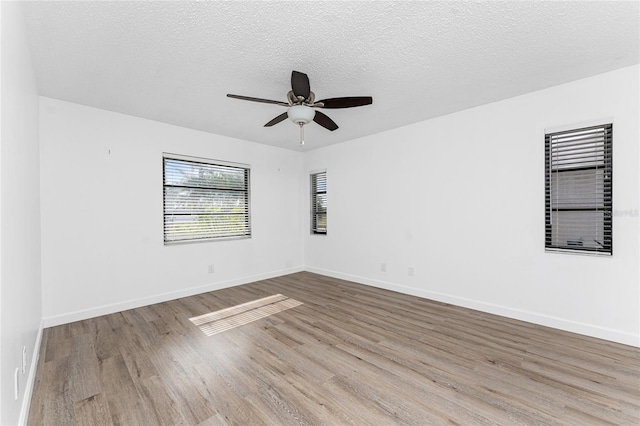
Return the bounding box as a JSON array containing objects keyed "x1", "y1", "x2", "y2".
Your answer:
[{"x1": 28, "y1": 272, "x2": 640, "y2": 425}]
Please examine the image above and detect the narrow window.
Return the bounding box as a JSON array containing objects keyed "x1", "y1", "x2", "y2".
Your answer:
[
  {"x1": 545, "y1": 124, "x2": 612, "y2": 255},
  {"x1": 310, "y1": 171, "x2": 327, "y2": 234},
  {"x1": 163, "y1": 154, "x2": 250, "y2": 243}
]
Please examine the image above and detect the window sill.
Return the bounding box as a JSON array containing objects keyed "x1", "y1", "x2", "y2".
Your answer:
[{"x1": 545, "y1": 248, "x2": 612, "y2": 257}]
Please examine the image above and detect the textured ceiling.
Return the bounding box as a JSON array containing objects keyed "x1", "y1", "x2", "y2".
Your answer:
[{"x1": 22, "y1": 1, "x2": 639, "y2": 151}]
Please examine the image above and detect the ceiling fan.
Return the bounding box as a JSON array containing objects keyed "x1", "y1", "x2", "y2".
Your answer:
[{"x1": 227, "y1": 71, "x2": 373, "y2": 145}]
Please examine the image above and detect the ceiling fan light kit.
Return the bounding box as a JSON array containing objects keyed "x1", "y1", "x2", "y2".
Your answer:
[
  {"x1": 227, "y1": 71, "x2": 373, "y2": 146},
  {"x1": 287, "y1": 105, "x2": 315, "y2": 125},
  {"x1": 288, "y1": 105, "x2": 315, "y2": 146}
]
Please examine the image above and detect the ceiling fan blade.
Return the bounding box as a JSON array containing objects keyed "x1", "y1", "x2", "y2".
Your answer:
[
  {"x1": 291, "y1": 71, "x2": 311, "y2": 100},
  {"x1": 313, "y1": 111, "x2": 339, "y2": 131},
  {"x1": 227, "y1": 94, "x2": 289, "y2": 107},
  {"x1": 316, "y1": 96, "x2": 373, "y2": 109},
  {"x1": 264, "y1": 112, "x2": 288, "y2": 127}
]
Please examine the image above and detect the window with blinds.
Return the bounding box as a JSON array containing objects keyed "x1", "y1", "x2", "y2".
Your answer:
[
  {"x1": 311, "y1": 171, "x2": 327, "y2": 234},
  {"x1": 163, "y1": 154, "x2": 250, "y2": 243},
  {"x1": 545, "y1": 124, "x2": 612, "y2": 255}
]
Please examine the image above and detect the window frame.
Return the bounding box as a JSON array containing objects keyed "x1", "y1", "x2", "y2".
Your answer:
[
  {"x1": 544, "y1": 123, "x2": 612, "y2": 256},
  {"x1": 310, "y1": 170, "x2": 327, "y2": 235},
  {"x1": 163, "y1": 153, "x2": 251, "y2": 244}
]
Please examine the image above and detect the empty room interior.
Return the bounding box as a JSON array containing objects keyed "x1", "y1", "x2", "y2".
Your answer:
[{"x1": 2, "y1": 1, "x2": 639, "y2": 425}]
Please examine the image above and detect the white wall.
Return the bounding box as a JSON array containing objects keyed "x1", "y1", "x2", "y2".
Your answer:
[
  {"x1": 304, "y1": 65, "x2": 640, "y2": 346},
  {"x1": 0, "y1": 2, "x2": 43, "y2": 424},
  {"x1": 40, "y1": 98, "x2": 304, "y2": 325}
]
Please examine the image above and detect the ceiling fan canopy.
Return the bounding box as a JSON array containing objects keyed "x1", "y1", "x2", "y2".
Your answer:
[{"x1": 227, "y1": 71, "x2": 373, "y2": 144}]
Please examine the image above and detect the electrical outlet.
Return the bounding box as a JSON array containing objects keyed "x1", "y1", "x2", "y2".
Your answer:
[
  {"x1": 22, "y1": 346, "x2": 27, "y2": 374},
  {"x1": 381, "y1": 263, "x2": 387, "y2": 272},
  {"x1": 408, "y1": 267, "x2": 414, "y2": 277},
  {"x1": 208, "y1": 264, "x2": 215, "y2": 274}
]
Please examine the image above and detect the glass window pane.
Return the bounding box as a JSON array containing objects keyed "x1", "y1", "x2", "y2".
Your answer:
[
  {"x1": 545, "y1": 124, "x2": 612, "y2": 254},
  {"x1": 163, "y1": 156, "x2": 250, "y2": 243},
  {"x1": 311, "y1": 172, "x2": 327, "y2": 234}
]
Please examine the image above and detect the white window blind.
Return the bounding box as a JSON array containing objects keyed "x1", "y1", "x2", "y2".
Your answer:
[
  {"x1": 311, "y1": 171, "x2": 327, "y2": 234},
  {"x1": 545, "y1": 124, "x2": 612, "y2": 255},
  {"x1": 163, "y1": 154, "x2": 250, "y2": 243}
]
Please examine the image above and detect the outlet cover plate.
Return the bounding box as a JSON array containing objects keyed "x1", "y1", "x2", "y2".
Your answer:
[{"x1": 22, "y1": 346, "x2": 27, "y2": 374}]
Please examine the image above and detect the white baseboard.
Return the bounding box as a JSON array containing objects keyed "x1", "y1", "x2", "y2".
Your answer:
[
  {"x1": 43, "y1": 266, "x2": 304, "y2": 328},
  {"x1": 305, "y1": 266, "x2": 640, "y2": 348},
  {"x1": 19, "y1": 320, "x2": 44, "y2": 426}
]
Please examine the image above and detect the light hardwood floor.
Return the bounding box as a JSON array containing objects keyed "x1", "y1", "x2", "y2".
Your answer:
[{"x1": 29, "y1": 272, "x2": 640, "y2": 425}]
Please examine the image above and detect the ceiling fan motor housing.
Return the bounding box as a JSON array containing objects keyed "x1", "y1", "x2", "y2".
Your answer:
[{"x1": 288, "y1": 105, "x2": 315, "y2": 125}]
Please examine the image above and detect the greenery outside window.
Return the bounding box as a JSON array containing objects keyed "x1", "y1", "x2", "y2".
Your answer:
[
  {"x1": 163, "y1": 154, "x2": 250, "y2": 243},
  {"x1": 311, "y1": 171, "x2": 327, "y2": 234},
  {"x1": 545, "y1": 124, "x2": 612, "y2": 255}
]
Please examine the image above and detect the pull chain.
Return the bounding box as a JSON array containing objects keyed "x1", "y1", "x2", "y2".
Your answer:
[{"x1": 299, "y1": 123, "x2": 305, "y2": 146}]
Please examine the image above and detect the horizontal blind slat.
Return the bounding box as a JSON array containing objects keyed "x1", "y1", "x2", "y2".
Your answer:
[
  {"x1": 163, "y1": 156, "x2": 251, "y2": 242},
  {"x1": 545, "y1": 124, "x2": 612, "y2": 254},
  {"x1": 311, "y1": 171, "x2": 327, "y2": 234}
]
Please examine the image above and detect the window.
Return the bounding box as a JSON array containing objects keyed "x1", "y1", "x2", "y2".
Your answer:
[
  {"x1": 163, "y1": 154, "x2": 250, "y2": 243},
  {"x1": 545, "y1": 124, "x2": 612, "y2": 255},
  {"x1": 310, "y1": 171, "x2": 327, "y2": 234}
]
